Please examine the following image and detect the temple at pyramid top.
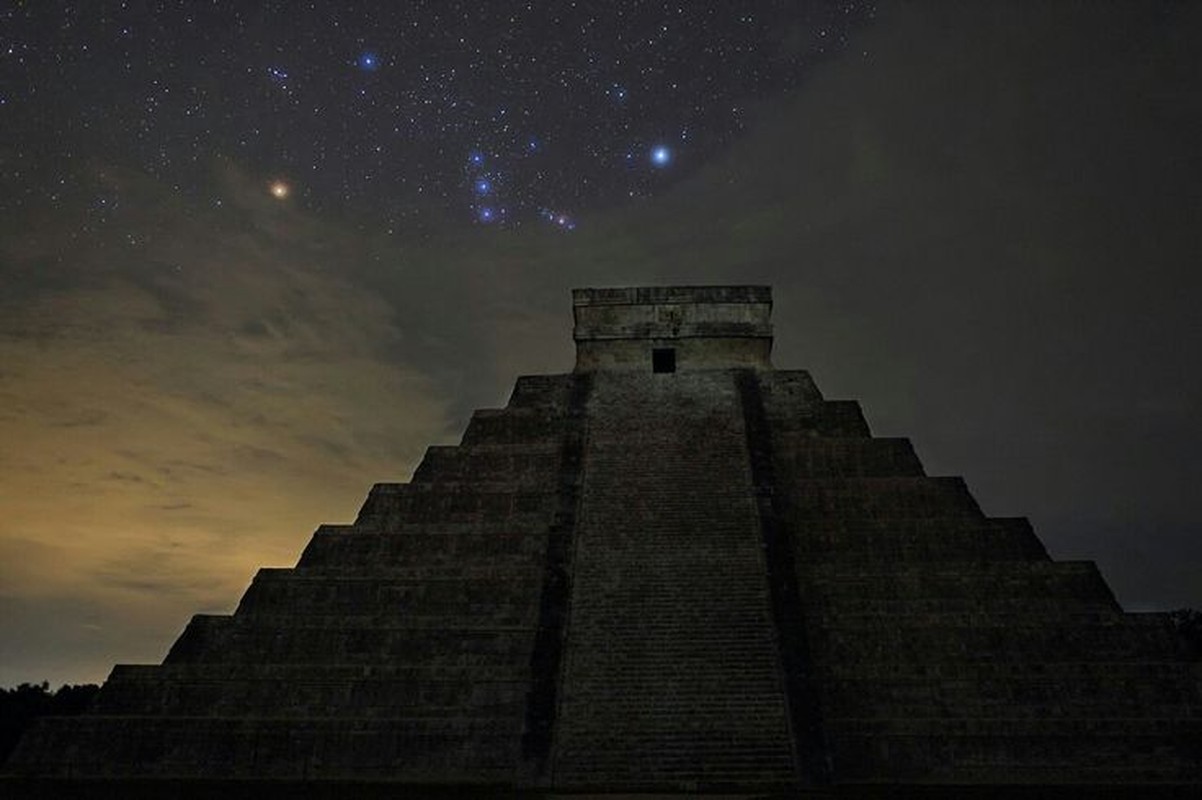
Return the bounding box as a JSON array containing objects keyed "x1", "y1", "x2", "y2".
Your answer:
[{"x1": 572, "y1": 284, "x2": 773, "y2": 372}]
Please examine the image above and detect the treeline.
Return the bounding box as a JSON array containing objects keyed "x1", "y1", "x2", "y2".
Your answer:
[{"x1": 0, "y1": 682, "x2": 99, "y2": 765}]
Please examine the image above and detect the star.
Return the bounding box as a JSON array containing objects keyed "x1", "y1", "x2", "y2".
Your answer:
[
  {"x1": 541, "y1": 209, "x2": 577, "y2": 231},
  {"x1": 650, "y1": 145, "x2": 672, "y2": 167},
  {"x1": 474, "y1": 178, "x2": 492, "y2": 196},
  {"x1": 357, "y1": 51, "x2": 379, "y2": 72},
  {"x1": 269, "y1": 180, "x2": 290, "y2": 199}
]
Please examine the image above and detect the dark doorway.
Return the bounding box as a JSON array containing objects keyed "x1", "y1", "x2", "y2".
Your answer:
[{"x1": 652, "y1": 348, "x2": 676, "y2": 373}]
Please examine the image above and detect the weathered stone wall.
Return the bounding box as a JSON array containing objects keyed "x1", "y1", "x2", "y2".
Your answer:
[
  {"x1": 574, "y1": 336, "x2": 773, "y2": 372},
  {"x1": 572, "y1": 285, "x2": 773, "y2": 372}
]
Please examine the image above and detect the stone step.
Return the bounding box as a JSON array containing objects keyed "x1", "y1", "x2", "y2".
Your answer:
[
  {"x1": 296, "y1": 525, "x2": 547, "y2": 568},
  {"x1": 823, "y1": 673, "x2": 1201, "y2": 717},
  {"x1": 553, "y1": 692, "x2": 790, "y2": 718},
  {"x1": 829, "y1": 722, "x2": 1202, "y2": 783},
  {"x1": 822, "y1": 660, "x2": 1197, "y2": 682},
  {"x1": 790, "y1": 517, "x2": 1049, "y2": 562},
  {"x1": 825, "y1": 715, "x2": 1202, "y2": 740},
  {"x1": 554, "y1": 731, "x2": 796, "y2": 784},
  {"x1": 768, "y1": 399, "x2": 872, "y2": 437},
  {"x1": 565, "y1": 634, "x2": 781, "y2": 665},
  {"x1": 756, "y1": 369, "x2": 826, "y2": 414},
  {"x1": 809, "y1": 613, "x2": 1182, "y2": 663},
  {"x1": 226, "y1": 608, "x2": 540, "y2": 629},
  {"x1": 8, "y1": 715, "x2": 525, "y2": 780},
  {"x1": 796, "y1": 560, "x2": 1119, "y2": 612},
  {"x1": 105, "y1": 662, "x2": 531, "y2": 683},
  {"x1": 165, "y1": 616, "x2": 534, "y2": 666},
  {"x1": 560, "y1": 596, "x2": 773, "y2": 626},
  {"x1": 826, "y1": 699, "x2": 1199, "y2": 723},
  {"x1": 354, "y1": 482, "x2": 556, "y2": 526},
  {"x1": 782, "y1": 476, "x2": 984, "y2": 520},
  {"x1": 265, "y1": 564, "x2": 541, "y2": 581},
  {"x1": 293, "y1": 560, "x2": 544, "y2": 579},
  {"x1": 773, "y1": 436, "x2": 925, "y2": 478},
  {"x1": 411, "y1": 443, "x2": 562, "y2": 484},
  {"x1": 753, "y1": 373, "x2": 874, "y2": 436},
  {"x1": 460, "y1": 407, "x2": 569, "y2": 447},
  {"x1": 93, "y1": 665, "x2": 529, "y2": 717},
  {"x1": 583, "y1": 450, "x2": 751, "y2": 480},
  {"x1": 825, "y1": 714, "x2": 1202, "y2": 739},
  {"x1": 505, "y1": 373, "x2": 576, "y2": 410},
  {"x1": 809, "y1": 608, "x2": 1172, "y2": 628},
  {"x1": 802, "y1": 594, "x2": 1118, "y2": 616},
  {"x1": 235, "y1": 569, "x2": 542, "y2": 617}
]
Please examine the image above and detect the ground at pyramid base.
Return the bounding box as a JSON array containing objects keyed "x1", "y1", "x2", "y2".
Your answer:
[{"x1": 4, "y1": 286, "x2": 1200, "y2": 798}]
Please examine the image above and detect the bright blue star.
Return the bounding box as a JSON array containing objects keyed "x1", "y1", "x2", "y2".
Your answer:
[
  {"x1": 650, "y1": 145, "x2": 672, "y2": 167},
  {"x1": 468, "y1": 150, "x2": 485, "y2": 166},
  {"x1": 474, "y1": 178, "x2": 492, "y2": 196},
  {"x1": 357, "y1": 51, "x2": 379, "y2": 71},
  {"x1": 477, "y1": 206, "x2": 497, "y2": 223}
]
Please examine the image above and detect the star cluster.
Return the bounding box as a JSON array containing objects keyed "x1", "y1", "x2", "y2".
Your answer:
[{"x1": 1, "y1": 1, "x2": 873, "y2": 235}]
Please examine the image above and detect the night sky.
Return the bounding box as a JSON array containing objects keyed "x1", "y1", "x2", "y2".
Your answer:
[{"x1": 1, "y1": 1, "x2": 1199, "y2": 687}]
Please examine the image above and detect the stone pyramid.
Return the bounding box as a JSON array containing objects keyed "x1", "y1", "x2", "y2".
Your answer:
[{"x1": 6, "y1": 286, "x2": 1200, "y2": 797}]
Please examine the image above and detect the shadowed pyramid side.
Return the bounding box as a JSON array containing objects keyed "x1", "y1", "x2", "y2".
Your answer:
[{"x1": 749, "y1": 368, "x2": 1202, "y2": 784}]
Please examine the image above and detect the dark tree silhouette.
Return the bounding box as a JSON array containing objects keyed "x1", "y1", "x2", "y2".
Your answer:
[{"x1": 0, "y1": 682, "x2": 99, "y2": 765}]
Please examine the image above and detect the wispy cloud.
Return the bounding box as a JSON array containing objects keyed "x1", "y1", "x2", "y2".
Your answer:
[{"x1": 0, "y1": 163, "x2": 452, "y2": 684}]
